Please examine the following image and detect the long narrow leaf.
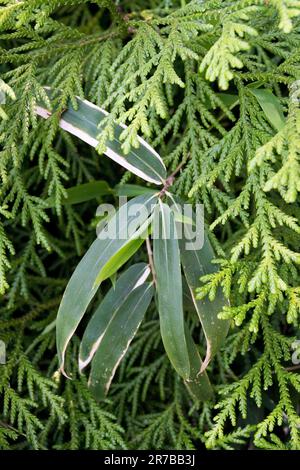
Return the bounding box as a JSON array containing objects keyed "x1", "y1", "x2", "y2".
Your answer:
[
  {"x1": 177, "y1": 203, "x2": 230, "y2": 373},
  {"x1": 46, "y1": 180, "x2": 113, "y2": 207},
  {"x1": 56, "y1": 192, "x2": 157, "y2": 374},
  {"x1": 89, "y1": 282, "x2": 154, "y2": 399},
  {"x1": 79, "y1": 263, "x2": 150, "y2": 370},
  {"x1": 36, "y1": 88, "x2": 167, "y2": 185},
  {"x1": 153, "y1": 202, "x2": 190, "y2": 380}
]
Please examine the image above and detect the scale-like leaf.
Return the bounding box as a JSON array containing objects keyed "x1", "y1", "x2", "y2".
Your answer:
[
  {"x1": 79, "y1": 263, "x2": 150, "y2": 370},
  {"x1": 46, "y1": 180, "x2": 113, "y2": 207},
  {"x1": 36, "y1": 88, "x2": 167, "y2": 185},
  {"x1": 89, "y1": 282, "x2": 154, "y2": 399},
  {"x1": 153, "y1": 202, "x2": 190, "y2": 379},
  {"x1": 178, "y1": 205, "x2": 230, "y2": 373},
  {"x1": 56, "y1": 193, "x2": 157, "y2": 374},
  {"x1": 250, "y1": 88, "x2": 285, "y2": 132}
]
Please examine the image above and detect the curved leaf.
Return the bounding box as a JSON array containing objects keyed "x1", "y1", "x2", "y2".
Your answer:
[
  {"x1": 93, "y1": 237, "x2": 145, "y2": 287},
  {"x1": 89, "y1": 282, "x2": 154, "y2": 399},
  {"x1": 153, "y1": 202, "x2": 190, "y2": 380},
  {"x1": 56, "y1": 192, "x2": 157, "y2": 374},
  {"x1": 79, "y1": 263, "x2": 150, "y2": 370},
  {"x1": 36, "y1": 88, "x2": 167, "y2": 185},
  {"x1": 184, "y1": 324, "x2": 214, "y2": 401},
  {"x1": 93, "y1": 214, "x2": 153, "y2": 287},
  {"x1": 177, "y1": 203, "x2": 230, "y2": 373},
  {"x1": 250, "y1": 88, "x2": 285, "y2": 132},
  {"x1": 46, "y1": 180, "x2": 113, "y2": 207}
]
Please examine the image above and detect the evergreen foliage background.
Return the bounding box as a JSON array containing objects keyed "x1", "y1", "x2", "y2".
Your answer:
[{"x1": 0, "y1": 0, "x2": 300, "y2": 450}]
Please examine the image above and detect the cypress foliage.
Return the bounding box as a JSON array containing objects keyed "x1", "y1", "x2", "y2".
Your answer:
[{"x1": 0, "y1": 0, "x2": 300, "y2": 450}]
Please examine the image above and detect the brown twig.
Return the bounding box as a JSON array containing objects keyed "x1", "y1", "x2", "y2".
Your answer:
[
  {"x1": 285, "y1": 364, "x2": 300, "y2": 372},
  {"x1": 159, "y1": 160, "x2": 186, "y2": 198}
]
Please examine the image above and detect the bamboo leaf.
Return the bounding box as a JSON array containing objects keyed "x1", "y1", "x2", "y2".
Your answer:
[
  {"x1": 46, "y1": 180, "x2": 113, "y2": 207},
  {"x1": 36, "y1": 88, "x2": 167, "y2": 185},
  {"x1": 182, "y1": 276, "x2": 198, "y2": 314},
  {"x1": 153, "y1": 202, "x2": 190, "y2": 380},
  {"x1": 93, "y1": 206, "x2": 154, "y2": 287},
  {"x1": 250, "y1": 88, "x2": 285, "y2": 132},
  {"x1": 79, "y1": 263, "x2": 151, "y2": 370},
  {"x1": 177, "y1": 204, "x2": 230, "y2": 373},
  {"x1": 89, "y1": 282, "x2": 154, "y2": 399},
  {"x1": 184, "y1": 324, "x2": 214, "y2": 401},
  {"x1": 217, "y1": 93, "x2": 239, "y2": 109},
  {"x1": 93, "y1": 236, "x2": 145, "y2": 287},
  {"x1": 115, "y1": 184, "x2": 157, "y2": 197},
  {"x1": 56, "y1": 193, "x2": 157, "y2": 374}
]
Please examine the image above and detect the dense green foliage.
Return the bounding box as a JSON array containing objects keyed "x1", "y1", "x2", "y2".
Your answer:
[{"x1": 0, "y1": 0, "x2": 300, "y2": 450}]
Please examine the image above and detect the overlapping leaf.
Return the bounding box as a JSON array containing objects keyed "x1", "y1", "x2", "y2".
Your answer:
[
  {"x1": 153, "y1": 202, "x2": 190, "y2": 379},
  {"x1": 177, "y1": 202, "x2": 230, "y2": 372},
  {"x1": 56, "y1": 192, "x2": 157, "y2": 374},
  {"x1": 153, "y1": 202, "x2": 214, "y2": 398},
  {"x1": 89, "y1": 281, "x2": 154, "y2": 399},
  {"x1": 79, "y1": 263, "x2": 150, "y2": 371},
  {"x1": 36, "y1": 88, "x2": 167, "y2": 185}
]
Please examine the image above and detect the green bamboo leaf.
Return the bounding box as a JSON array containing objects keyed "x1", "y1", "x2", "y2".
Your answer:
[
  {"x1": 250, "y1": 88, "x2": 285, "y2": 132},
  {"x1": 36, "y1": 88, "x2": 167, "y2": 185},
  {"x1": 115, "y1": 184, "x2": 157, "y2": 197},
  {"x1": 46, "y1": 180, "x2": 113, "y2": 207},
  {"x1": 94, "y1": 211, "x2": 154, "y2": 286},
  {"x1": 217, "y1": 93, "x2": 239, "y2": 109},
  {"x1": 204, "y1": 92, "x2": 238, "y2": 111},
  {"x1": 184, "y1": 324, "x2": 214, "y2": 401},
  {"x1": 177, "y1": 204, "x2": 230, "y2": 373},
  {"x1": 93, "y1": 236, "x2": 145, "y2": 287},
  {"x1": 93, "y1": 206, "x2": 154, "y2": 287},
  {"x1": 153, "y1": 202, "x2": 190, "y2": 380},
  {"x1": 182, "y1": 276, "x2": 198, "y2": 314},
  {"x1": 56, "y1": 192, "x2": 157, "y2": 374},
  {"x1": 89, "y1": 282, "x2": 154, "y2": 399},
  {"x1": 79, "y1": 263, "x2": 150, "y2": 370},
  {"x1": 109, "y1": 272, "x2": 117, "y2": 289}
]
